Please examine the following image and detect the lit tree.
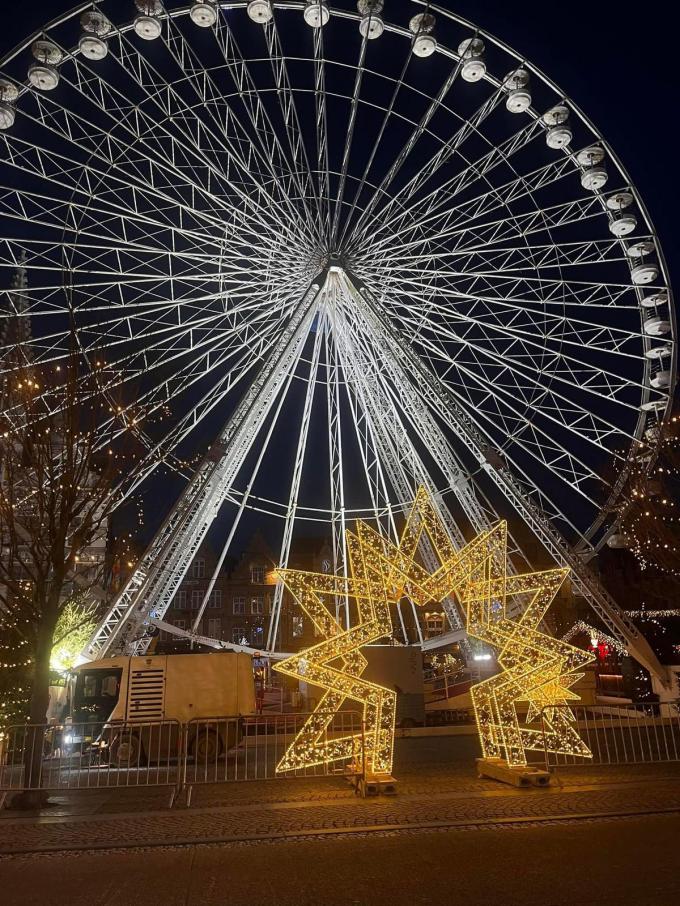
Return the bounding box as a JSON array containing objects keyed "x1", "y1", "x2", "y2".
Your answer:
[
  {"x1": 620, "y1": 413, "x2": 680, "y2": 577},
  {"x1": 0, "y1": 347, "x2": 119, "y2": 802}
]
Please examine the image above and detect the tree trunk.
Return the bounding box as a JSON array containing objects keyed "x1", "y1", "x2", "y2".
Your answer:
[{"x1": 16, "y1": 615, "x2": 57, "y2": 808}]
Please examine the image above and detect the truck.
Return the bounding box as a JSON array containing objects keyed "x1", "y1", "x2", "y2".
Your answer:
[{"x1": 66, "y1": 652, "x2": 256, "y2": 765}]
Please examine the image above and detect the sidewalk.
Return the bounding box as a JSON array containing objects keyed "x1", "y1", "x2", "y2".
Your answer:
[{"x1": 1, "y1": 751, "x2": 679, "y2": 854}]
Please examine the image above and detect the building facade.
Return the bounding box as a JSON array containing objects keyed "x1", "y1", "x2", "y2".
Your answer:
[{"x1": 158, "y1": 534, "x2": 333, "y2": 653}]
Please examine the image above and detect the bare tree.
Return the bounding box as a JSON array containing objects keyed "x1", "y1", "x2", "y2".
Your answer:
[{"x1": 0, "y1": 348, "x2": 119, "y2": 803}]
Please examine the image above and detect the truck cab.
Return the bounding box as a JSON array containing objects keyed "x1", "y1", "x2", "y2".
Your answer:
[{"x1": 69, "y1": 652, "x2": 256, "y2": 765}]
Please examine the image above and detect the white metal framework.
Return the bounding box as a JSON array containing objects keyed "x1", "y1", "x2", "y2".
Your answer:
[{"x1": 0, "y1": 2, "x2": 675, "y2": 683}]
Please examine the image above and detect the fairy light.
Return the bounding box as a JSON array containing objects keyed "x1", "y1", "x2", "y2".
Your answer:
[
  {"x1": 274, "y1": 525, "x2": 397, "y2": 777},
  {"x1": 276, "y1": 488, "x2": 595, "y2": 776},
  {"x1": 617, "y1": 414, "x2": 680, "y2": 575},
  {"x1": 360, "y1": 489, "x2": 594, "y2": 767},
  {"x1": 563, "y1": 620, "x2": 628, "y2": 657}
]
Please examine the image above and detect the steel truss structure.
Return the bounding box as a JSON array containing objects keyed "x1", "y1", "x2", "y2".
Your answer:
[{"x1": 0, "y1": 2, "x2": 675, "y2": 685}]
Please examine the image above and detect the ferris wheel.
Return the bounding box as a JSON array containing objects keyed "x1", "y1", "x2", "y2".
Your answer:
[{"x1": 0, "y1": 1, "x2": 675, "y2": 682}]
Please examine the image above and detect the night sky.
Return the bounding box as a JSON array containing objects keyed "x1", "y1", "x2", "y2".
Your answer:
[{"x1": 1, "y1": 1, "x2": 677, "y2": 557}]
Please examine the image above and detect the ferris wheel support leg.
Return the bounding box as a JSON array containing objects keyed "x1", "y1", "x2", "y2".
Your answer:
[
  {"x1": 324, "y1": 300, "x2": 349, "y2": 630},
  {"x1": 83, "y1": 277, "x2": 326, "y2": 661},
  {"x1": 190, "y1": 344, "x2": 306, "y2": 639},
  {"x1": 335, "y1": 290, "x2": 468, "y2": 645},
  {"x1": 348, "y1": 273, "x2": 672, "y2": 690},
  {"x1": 266, "y1": 304, "x2": 326, "y2": 651}
]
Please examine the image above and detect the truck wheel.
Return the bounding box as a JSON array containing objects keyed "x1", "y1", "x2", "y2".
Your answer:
[
  {"x1": 191, "y1": 730, "x2": 222, "y2": 761},
  {"x1": 110, "y1": 733, "x2": 145, "y2": 767}
]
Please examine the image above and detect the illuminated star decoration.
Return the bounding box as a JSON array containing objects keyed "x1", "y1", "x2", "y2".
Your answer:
[
  {"x1": 452, "y1": 522, "x2": 594, "y2": 766},
  {"x1": 274, "y1": 490, "x2": 462, "y2": 776},
  {"x1": 273, "y1": 523, "x2": 398, "y2": 776},
  {"x1": 363, "y1": 488, "x2": 595, "y2": 767}
]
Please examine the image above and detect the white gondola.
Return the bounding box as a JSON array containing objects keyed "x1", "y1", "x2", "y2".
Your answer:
[
  {"x1": 358, "y1": 0, "x2": 384, "y2": 39},
  {"x1": 134, "y1": 0, "x2": 163, "y2": 40},
  {"x1": 28, "y1": 40, "x2": 62, "y2": 91},
  {"x1": 632, "y1": 263, "x2": 659, "y2": 285},
  {"x1": 627, "y1": 240, "x2": 656, "y2": 259},
  {"x1": 609, "y1": 214, "x2": 637, "y2": 237},
  {"x1": 641, "y1": 291, "x2": 669, "y2": 309},
  {"x1": 409, "y1": 13, "x2": 436, "y2": 57},
  {"x1": 303, "y1": 1, "x2": 330, "y2": 28},
  {"x1": 0, "y1": 79, "x2": 18, "y2": 130},
  {"x1": 607, "y1": 191, "x2": 633, "y2": 210},
  {"x1": 247, "y1": 0, "x2": 273, "y2": 24},
  {"x1": 190, "y1": 2, "x2": 218, "y2": 27},
  {"x1": 543, "y1": 105, "x2": 571, "y2": 149},
  {"x1": 651, "y1": 370, "x2": 672, "y2": 390},
  {"x1": 644, "y1": 316, "x2": 671, "y2": 336},
  {"x1": 577, "y1": 145, "x2": 607, "y2": 190},
  {"x1": 79, "y1": 10, "x2": 111, "y2": 60},
  {"x1": 645, "y1": 343, "x2": 672, "y2": 360},
  {"x1": 458, "y1": 37, "x2": 486, "y2": 82},
  {"x1": 504, "y1": 69, "x2": 532, "y2": 113}
]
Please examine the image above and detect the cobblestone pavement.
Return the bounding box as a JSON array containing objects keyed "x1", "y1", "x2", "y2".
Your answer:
[
  {"x1": 0, "y1": 737, "x2": 679, "y2": 855},
  {"x1": 1, "y1": 812, "x2": 679, "y2": 906}
]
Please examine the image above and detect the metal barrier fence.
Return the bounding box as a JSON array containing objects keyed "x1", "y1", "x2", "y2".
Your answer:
[
  {"x1": 0, "y1": 719, "x2": 182, "y2": 807},
  {"x1": 182, "y1": 711, "x2": 364, "y2": 802},
  {"x1": 0, "y1": 711, "x2": 365, "y2": 807},
  {"x1": 540, "y1": 702, "x2": 680, "y2": 769}
]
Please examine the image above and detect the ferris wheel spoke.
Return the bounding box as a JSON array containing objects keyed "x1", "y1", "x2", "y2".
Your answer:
[
  {"x1": 19, "y1": 69, "x2": 308, "y2": 254},
  {"x1": 0, "y1": 125, "x2": 289, "y2": 262},
  {"x1": 263, "y1": 14, "x2": 324, "y2": 229},
  {"x1": 398, "y1": 307, "x2": 646, "y2": 418},
  {"x1": 337, "y1": 35, "x2": 415, "y2": 248},
  {"x1": 202, "y1": 11, "x2": 321, "y2": 243},
  {"x1": 407, "y1": 324, "x2": 641, "y2": 457},
  {"x1": 346, "y1": 299, "x2": 607, "y2": 498},
  {"x1": 372, "y1": 194, "x2": 609, "y2": 263},
  {"x1": 348, "y1": 50, "x2": 469, "y2": 244},
  {"x1": 358, "y1": 148, "x2": 575, "y2": 258},
  {"x1": 386, "y1": 292, "x2": 652, "y2": 411},
  {"x1": 375, "y1": 237, "x2": 633, "y2": 282},
  {"x1": 311, "y1": 23, "x2": 331, "y2": 249},
  {"x1": 384, "y1": 276, "x2": 645, "y2": 347},
  {"x1": 330, "y1": 35, "x2": 368, "y2": 249},
  {"x1": 353, "y1": 74, "x2": 511, "y2": 244},
  {"x1": 109, "y1": 17, "x2": 318, "y2": 247}
]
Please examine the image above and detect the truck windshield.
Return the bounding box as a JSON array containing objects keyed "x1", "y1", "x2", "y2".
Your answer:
[{"x1": 73, "y1": 669, "x2": 122, "y2": 724}]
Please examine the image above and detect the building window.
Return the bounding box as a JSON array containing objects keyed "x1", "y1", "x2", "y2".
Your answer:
[
  {"x1": 232, "y1": 627, "x2": 246, "y2": 645},
  {"x1": 321, "y1": 558, "x2": 331, "y2": 574},
  {"x1": 425, "y1": 613, "x2": 444, "y2": 636},
  {"x1": 250, "y1": 625, "x2": 264, "y2": 646},
  {"x1": 292, "y1": 615, "x2": 304, "y2": 638},
  {"x1": 192, "y1": 559, "x2": 205, "y2": 579},
  {"x1": 191, "y1": 589, "x2": 202, "y2": 610},
  {"x1": 176, "y1": 589, "x2": 187, "y2": 608},
  {"x1": 250, "y1": 565, "x2": 264, "y2": 584},
  {"x1": 251, "y1": 595, "x2": 264, "y2": 615},
  {"x1": 208, "y1": 617, "x2": 221, "y2": 638},
  {"x1": 174, "y1": 619, "x2": 186, "y2": 631},
  {"x1": 210, "y1": 589, "x2": 222, "y2": 609},
  {"x1": 233, "y1": 596, "x2": 245, "y2": 615}
]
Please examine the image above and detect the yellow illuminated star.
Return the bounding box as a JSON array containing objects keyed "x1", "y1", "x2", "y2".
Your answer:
[
  {"x1": 274, "y1": 527, "x2": 397, "y2": 776},
  {"x1": 358, "y1": 490, "x2": 594, "y2": 766}
]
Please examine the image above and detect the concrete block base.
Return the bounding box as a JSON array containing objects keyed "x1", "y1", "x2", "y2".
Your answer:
[{"x1": 476, "y1": 757, "x2": 551, "y2": 787}]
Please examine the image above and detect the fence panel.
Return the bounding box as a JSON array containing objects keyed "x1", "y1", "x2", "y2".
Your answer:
[
  {"x1": 0, "y1": 719, "x2": 182, "y2": 800},
  {"x1": 182, "y1": 711, "x2": 365, "y2": 789},
  {"x1": 541, "y1": 702, "x2": 680, "y2": 769}
]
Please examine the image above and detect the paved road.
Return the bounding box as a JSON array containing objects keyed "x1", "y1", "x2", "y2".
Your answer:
[{"x1": 1, "y1": 812, "x2": 678, "y2": 906}]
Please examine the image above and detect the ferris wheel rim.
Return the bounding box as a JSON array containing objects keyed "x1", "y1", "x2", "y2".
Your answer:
[{"x1": 0, "y1": 0, "x2": 674, "y2": 552}]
